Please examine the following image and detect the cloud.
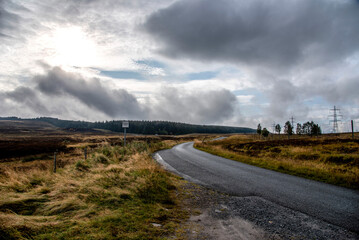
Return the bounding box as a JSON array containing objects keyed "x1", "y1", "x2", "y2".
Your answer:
[
  {"x1": 1, "y1": 0, "x2": 358, "y2": 129},
  {"x1": 0, "y1": 0, "x2": 20, "y2": 38},
  {"x1": 1, "y1": 65, "x2": 239, "y2": 124},
  {"x1": 150, "y1": 87, "x2": 237, "y2": 124},
  {"x1": 5, "y1": 86, "x2": 49, "y2": 114},
  {"x1": 34, "y1": 67, "x2": 147, "y2": 119},
  {"x1": 305, "y1": 76, "x2": 359, "y2": 105},
  {"x1": 266, "y1": 80, "x2": 299, "y2": 118},
  {"x1": 143, "y1": 0, "x2": 359, "y2": 70}
]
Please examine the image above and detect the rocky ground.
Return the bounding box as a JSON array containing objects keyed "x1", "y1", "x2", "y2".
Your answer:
[{"x1": 179, "y1": 183, "x2": 359, "y2": 240}]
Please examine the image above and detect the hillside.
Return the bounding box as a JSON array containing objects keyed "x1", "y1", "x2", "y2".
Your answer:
[{"x1": 0, "y1": 117, "x2": 255, "y2": 135}]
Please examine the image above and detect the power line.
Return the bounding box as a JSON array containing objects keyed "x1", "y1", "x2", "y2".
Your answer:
[
  {"x1": 271, "y1": 123, "x2": 276, "y2": 133},
  {"x1": 290, "y1": 116, "x2": 295, "y2": 127},
  {"x1": 329, "y1": 106, "x2": 342, "y2": 133}
]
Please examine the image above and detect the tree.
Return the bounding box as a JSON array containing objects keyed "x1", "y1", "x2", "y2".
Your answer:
[
  {"x1": 301, "y1": 121, "x2": 322, "y2": 136},
  {"x1": 275, "y1": 124, "x2": 281, "y2": 134},
  {"x1": 284, "y1": 121, "x2": 293, "y2": 135},
  {"x1": 302, "y1": 122, "x2": 312, "y2": 135},
  {"x1": 257, "y1": 124, "x2": 262, "y2": 135},
  {"x1": 311, "y1": 123, "x2": 321, "y2": 136},
  {"x1": 296, "y1": 123, "x2": 302, "y2": 135},
  {"x1": 261, "y1": 128, "x2": 269, "y2": 137}
]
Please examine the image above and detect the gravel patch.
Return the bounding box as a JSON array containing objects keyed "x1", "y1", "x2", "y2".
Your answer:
[{"x1": 181, "y1": 183, "x2": 359, "y2": 240}]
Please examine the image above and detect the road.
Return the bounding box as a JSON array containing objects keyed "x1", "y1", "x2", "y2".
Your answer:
[{"x1": 154, "y1": 142, "x2": 359, "y2": 233}]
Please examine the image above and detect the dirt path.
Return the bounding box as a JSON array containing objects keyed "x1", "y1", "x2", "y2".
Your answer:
[{"x1": 179, "y1": 183, "x2": 359, "y2": 240}]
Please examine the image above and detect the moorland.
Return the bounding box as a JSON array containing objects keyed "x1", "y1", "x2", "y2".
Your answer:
[{"x1": 0, "y1": 120, "x2": 215, "y2": 239}]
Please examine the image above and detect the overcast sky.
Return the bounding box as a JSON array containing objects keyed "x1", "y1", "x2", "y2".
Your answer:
[{"x1": 1, "y1": 0, "x2": 358, "y2": 132}]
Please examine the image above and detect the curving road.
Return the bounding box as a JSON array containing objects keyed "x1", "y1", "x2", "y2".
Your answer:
[{"x1": 154, "y1": 142, "x2": 359, "y2": 233}]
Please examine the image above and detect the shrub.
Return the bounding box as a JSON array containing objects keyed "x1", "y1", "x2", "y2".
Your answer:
[
  {"x1": 261, "y1": 128, "x2": 269, "y2": 137},
  {"x1": 136, "y1": 170, "x2": 175, "y2": 204}
]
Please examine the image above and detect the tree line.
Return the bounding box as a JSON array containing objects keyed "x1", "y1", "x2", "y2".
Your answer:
[
  {"x1": 0, "y1": 117, "x2": 256, "y2": 135},
  {"x1": 257, "y1": 121, "x2": 322, "y2": 137}
]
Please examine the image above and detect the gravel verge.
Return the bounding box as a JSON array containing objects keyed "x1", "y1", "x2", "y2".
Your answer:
[{"x1": 179, "y1": 182, "x2": 359, "y2": 240}]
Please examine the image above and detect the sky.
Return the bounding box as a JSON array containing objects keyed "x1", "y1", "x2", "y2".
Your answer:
[{"x1": 0, "y1": 0, "x2": 359, "y2": 132}]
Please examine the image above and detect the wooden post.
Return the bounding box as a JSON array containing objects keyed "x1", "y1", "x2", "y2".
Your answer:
[
  {"x1": 124, "y1": 128, "x2": 127, "y2": 147},
  {"x1": 351, "y1": 120, "x2": 354, "y2": 139},
  {"x1": 53, "y1": 151, "x2": 57, "y2": 173},
  {"x1": 84, "y1": 147, "x2": 87, "y2": 160}
]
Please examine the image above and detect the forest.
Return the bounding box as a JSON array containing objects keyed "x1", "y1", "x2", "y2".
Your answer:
[{"x1": 0, "y1": 117, "x2": 255, "y2": 135}]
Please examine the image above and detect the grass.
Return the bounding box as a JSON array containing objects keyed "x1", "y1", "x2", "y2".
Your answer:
[
  {"x1": 194, "y1": 134, "x2": 359, "y2": 189},
  {"x1": 0, "y1": 139, "x2": 189, "y2": 239}
]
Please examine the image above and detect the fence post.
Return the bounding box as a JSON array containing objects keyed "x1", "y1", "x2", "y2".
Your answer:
[
  {"x1": 84, "y1": 147, "x2": 87, "y2": 160},
  {"x1": 53, "y1": 151, "x2": 57, "y2": 173},
  {"x1": 124, "y1": 128, "x2": 127, "y2": 147},
  {"x1": 351, "y1": 120, "x2": 354, "y2": 139}
]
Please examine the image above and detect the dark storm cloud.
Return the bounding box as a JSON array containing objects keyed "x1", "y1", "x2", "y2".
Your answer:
[
  {"x1": 5, "y1": 86, "x2": 49, "y2": 114},
  {"x1": 150, "y1": 87, "x2": 237, "y2": 124},
  {"x1": 35, "y1": 67, "x2": 147, "y2": 118},
  {"x1": 143, "y1": 0, "x2": 359, "y2": 69},
  {"x1": 32, "y1": 67, "x2": 237, "y2": 123},
  {"x1": 1, "y1": 66, "x2": 237, "y2": 123}
]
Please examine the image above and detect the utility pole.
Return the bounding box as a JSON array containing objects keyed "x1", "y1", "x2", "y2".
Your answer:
[
  {"x1": 351, "y1": 120, "x2": 354, "y2": 139},
  {"x1": 290, "y1": 116, "x2": 295, "y2": 128},
  {"x1": 271, "y1": 123, "x2": 276, "y2": 134},
  {"x1": 329, "y1": 106, "x2": 342, "y2": 133}
]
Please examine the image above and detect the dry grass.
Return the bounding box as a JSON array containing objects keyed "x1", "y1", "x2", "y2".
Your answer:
[
  {"x1": 0, "y1": 139, "x2": 189, "y2": 239},
  {"x1": 195, "y1": 134, "x2": 359, "y2": 189}
]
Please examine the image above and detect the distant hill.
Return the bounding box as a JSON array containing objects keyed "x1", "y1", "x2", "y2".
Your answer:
[
  {"x1": 0, "y1": 119, "x2": 58, "y2": 133},
  {"x1": 0, "y1": 117, "x2": 255, "y2": 135}
]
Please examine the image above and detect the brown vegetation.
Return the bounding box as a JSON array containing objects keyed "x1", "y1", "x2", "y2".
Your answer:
[{"x1": 0, "y1": 126, "x2": 206, "y2": 239}]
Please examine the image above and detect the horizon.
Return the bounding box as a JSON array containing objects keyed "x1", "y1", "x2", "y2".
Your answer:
[
  {"x1": 0, "y1": 116, "x2": 255, "y2": 129},
  {"x1": 1, "y1": 0, "x2": 358, "y2": 134}
]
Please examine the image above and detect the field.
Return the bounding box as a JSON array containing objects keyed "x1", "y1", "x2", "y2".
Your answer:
[
  {"x1": 0, "y1": 120, "x2": 213, "y2": 239},
  {"x1": 2, "y1": 120, "x2": 358, "y2": 239},
  {"x1": 195, "y1": 134, "x2": 359, "y2": 189}
]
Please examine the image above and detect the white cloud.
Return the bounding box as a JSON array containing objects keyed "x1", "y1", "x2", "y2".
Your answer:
[{"x1": 0, "y1": 0, "x2": 358, "y2": 129}]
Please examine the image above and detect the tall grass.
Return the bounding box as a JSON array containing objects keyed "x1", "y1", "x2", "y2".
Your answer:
[{"x1": 0, "y1": 139, "x2": 187, "y2": 239}]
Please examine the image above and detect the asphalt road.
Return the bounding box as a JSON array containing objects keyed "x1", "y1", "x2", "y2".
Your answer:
[{"x1": 154, "y1": 142, "x2": 359, "y2": 233}]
